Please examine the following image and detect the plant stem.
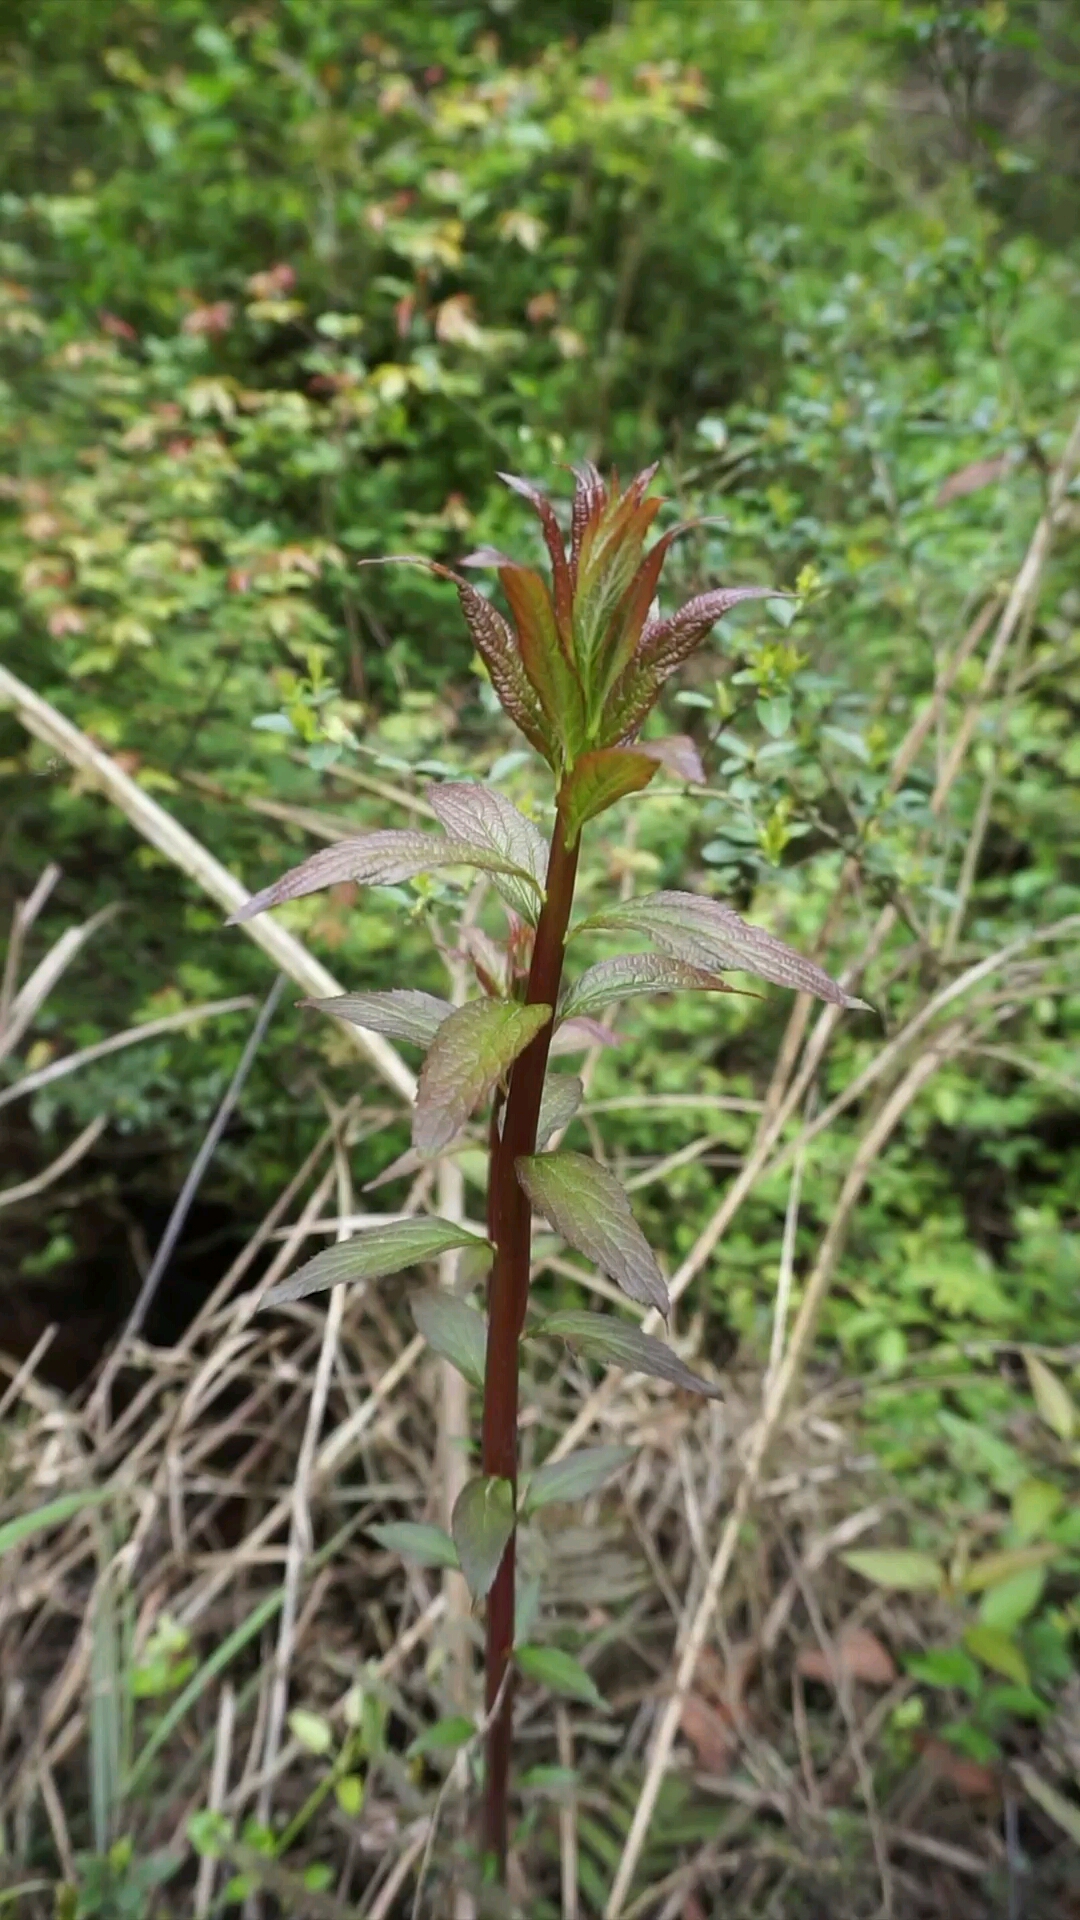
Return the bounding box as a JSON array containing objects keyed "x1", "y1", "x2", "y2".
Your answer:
[{"x1": 481, "y1": 796, "x2": 580, "y2": 1874}]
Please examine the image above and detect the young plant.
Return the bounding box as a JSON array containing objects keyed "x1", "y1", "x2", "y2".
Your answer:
[{"x1": 231, "y1": 464, "x2": 866, "y2": 1881}]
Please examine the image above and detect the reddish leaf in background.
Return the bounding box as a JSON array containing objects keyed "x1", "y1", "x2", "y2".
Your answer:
[
  {"x1": 936, "y1": 456, "x2": 1009, "y2": 506},
  {"x1": 679, "y1": 1692, "x2": 738, "y2": 1774},
  {"x1": 796, "y1": 1626, "x2": 897, "y2": 1688},
  {"x1": 182, "y1": 301, "x2": 235, "y2": 336},
  {"x1": 915, "y1": 1737, "x2": 1001, "y2": 1800}
]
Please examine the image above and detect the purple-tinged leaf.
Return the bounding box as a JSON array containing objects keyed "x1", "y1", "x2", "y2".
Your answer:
[
  {"x1": 561, "y1": 747, "x2": 659, "y2": 843},
  {"x1": 230, "y1": 830, "x2": 541, "y2": 924},
  {"x1": 517, "y1": 1151, "x2": 670, "y2": 1315},
  {"x1": 634, "y1": 734, "x2": 706, "y2": 784},
  {"x1": 453, "y1": 576, "x2": 554, "y2": 761},
  {"x1": 549, "y1": 1015, "x2": 621, "y2": 1055},
  {"x1": 427, "y1": 783, "x2": 548, "y2": 926},
  {"x1": 573, "y1": 493, "x2": 663, "y2": 681},
  {"x1": 536, "y1": 1073, "x2": 584, "y2": 1148},
  {"x1": 301, "y1": 990, "x2": 452, "y2": 1047},
  {"x1": 459, "y1": 545, "x2": 516, "y2": 569},
  {"x1": 516, "y1": 1644, "x2": 607, "y2": 1711},
  {"x1": 522, "y1": 1445, "x2": 635, "y2": 1514},
  {"x1": 573, "y1": 891, "x2": 869, "y2": 1009},
  {"x1": 368, "y1": 1521, "x2": 459, "y2": 1569},
  {"x1": 262, "y1": 1217, "x2": 489, "y2": 1308},
  {"x1": 559, "y1": 954, "x2": 736, "y2": 1025},
  {"x1": 414, "y1": 1000, "x2": 552, "y2": 1156},
  {"x1": 569, "y1": 463, "x2": 608, "y2": 581},
  {"x1": 499, "y1": 562, "x2": 586, "y2": 756},
  {"x1": 535, "y1": 1307, "x2": 723, "y2": 1400},
  {"x1": 498, "y1": 471, "x2": 574, "y2": 647},
  {"x1": 451, "y1": 1476, "x2": 515, "y2": 1600},
  {"x1": 410, "y1": 1290, "x2": 488, "y2": 1389},
  {"x1": 605, "y1": 584, "x2": 779, "y2": 739}
]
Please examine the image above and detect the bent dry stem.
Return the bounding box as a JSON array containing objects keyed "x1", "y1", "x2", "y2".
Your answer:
[
  {"x1": 234, "y1": 461, "x2": 864, "y2": 1894},
  {"x1": 481, "y1": 799, "x2": 579, "y2": 1870}
]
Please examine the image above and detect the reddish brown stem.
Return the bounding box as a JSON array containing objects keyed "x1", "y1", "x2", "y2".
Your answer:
[{"x1": 481, "y1": 797, "x2": 580, "y2": 1875}]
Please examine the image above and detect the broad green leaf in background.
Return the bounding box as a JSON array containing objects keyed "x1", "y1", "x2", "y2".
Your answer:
[
  {"x1": 842, "y1": 1550, "x2": 944, "y2": 1592},
  {"x1": 573, "y1": 891, "x2": 869, "y2": 1007},
  {"x1": 535, "y1": 1073, "x2": 584, "y2": 1148},
  {"x1": 963, "y1": 1625, "x2": 1029, "y2": 1686},
  {"x1": 515, "y1": 1644, "x2": 607, "y2": 1711},
  {"x1": 978, "y1": 1566, "x2": 1046, "y2": 1632},
  {"x1": 368, "y1": 1522, "x2": 460, "y2": 1569},
  {"x1": 410, "y1": 1291, "x2": 488, "y2": 1390},
  {"x1": 517, "y1": 1151, "x2": 670, "y2": 1313},
  {"x1": 406, "y1": 1716, "x2": 476, "y2": 1758},
  {"x1": 522, "y1": 1445, "x2": 635, "y2": 1513},
  {"x1": 414, "y1": 1000, "x2": 551, "y2": 1155},
  {"x1": 1011, "y1": 1479, "x2": 1063, "y2": 1542},
  {"x1": 451, "y1": 1477, "x2": 516, "y2": 1600},
  {"x1": 263, "y1": 1218, "x2": 489, "y2": 1307},
  {"x1": 535, "y1": 1308, "x2": 723, "y2": 1399},
  {"x1": 959, "y1": 1544, "x2": 1056, "y2": 1593},
  {"x1": 301, "y1": 990, "x2": 453, "y2": 1047}
]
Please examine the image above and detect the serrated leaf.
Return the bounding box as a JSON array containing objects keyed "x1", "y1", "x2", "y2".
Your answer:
[
  {"x1": 535, "y1": 1308, "x2": 723, "y2": 1399},
  {"x1": 262, "y1": 1217, "x2": 489, "y2": 1307},
  {"x1": 842, "y1": 1549, "x2": 944, "y2": 1592},
  {"x1": 561, "y1": 747, "x2": 659, "y2": 842},
  {"x1": 1024, "y1": 1353, "x2": 1076, "y2": 1440},
  {"x1": 959, "y1": 1544, "x2": 1056, "y2": 1593},
  {"x1": 517, "y1": 1151, "x2": 669, "y2": 1314},
  {"x1": 606, "y1": 585, "x2": 778, "y2": 738},
  {"x1": 301, "y1": 990, "x2": 452, "y2": 1047},
  {"x1": 451, "y1": 1476, "x2": 515, "y2": 1600},
  {"x1": 522, "y1": 1445, "x2": 635, "y2": 1514},
  {"x1": 573, "y1": 890, "x2": 868, "y2": 1009},
  {"x1": 560, "y1": 954, "x2": 735, "y2": 1025},
  {"x1": 407, "y1": 1715, "x2": 476, "y2": 1758},
  {"x1": 410, "y1": 1291, "x2": 487, "y2": 1389},
  {"x1": 367, "y1": 1521, "x2": 460, "y2": 1569},
  {"x1": 515, "y1": 1644, "x2": 607, "y2": 1711},
  {"x1": 229, "y1": 828, "x2": 542, "y2": 924},
  {"x1": 536, "y1": 1074, "x2": 584, "y2": 1148},
  {"x1": 963, "y1": 1625, "x2": 1029, "y2": 1686},
  {"x1": 453, "y1": 574, "x2": 554, "y2": 762},
  {"x1": 499, "y1": 561, "x2": 587, "y2": 757},
  {"x1": 413, "y1": 1000, "x2": 551, "y2": 1155},
  {"x1": 427, "y1": 783, "x2": 548, "y2": 925}
]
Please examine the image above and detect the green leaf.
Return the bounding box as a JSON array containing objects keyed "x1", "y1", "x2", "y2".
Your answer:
[
  {"x1": 427, "y1": 782, "x2": 548, "y2": 926},
  {"x1": 560, "y1": 954, "x2": 735, "y2": 1024},
  {"x1": 959, "y1": 1545, "x2": 1056, "y2": 1593},
  {"x1": 515, "y1": 1644, "x2": 607, "y2": 1711},
  {"x1": 963, "y1": 1626, "x2": 1029, "y2": 1686},
  {"x1": 561, "y1": 747, "x2": 659, "y2": 841},
  {"x1": 756, "y1": 694, "x2": 792, "y2": 737},
  {"x1": 263, "y1": 1217, "x2": 489, "y2": 1308},
  {"x1": 535, "y1": 1308, "x2": 723, "y2": 1399},
  {"x1": 413, "y1": 1000, "x2": 551, "y2": 1155},
  {"x1": 1011, "y1": 1478, "x2": 1063, "y2": 1542},
  {"x1": 522, "y1": 1445, "x2": 635, "y2": 1513},
  {"x1": 572, "y1": 890, "x2": 868, "y2": 1008},
  {"x1": 842, "y1": 1550, "x2": 944, "y2": 1592},
  {"x1": 978, "y1": 1566, "x2": 1046, "y2": 1632},
  {"x1": 1024, "y1": 1353, "x2": 1076, "y2": 1440},
  {"x1": 0, "y1": 1486, "x2": 115, "y2": 1557},
  {"x1": 451, "y1": 1476, "x2": 516, "y2": 1600},
  {"x1": 334, "y1": 1775, "x2": 364, "y2": 1816},
  {"x1": 536, "y1": 1073, "x2": 584, "y2": 1148},
  {"x1": 229, "y1": 828, "x2": 543, "y2": 924},
  {"x1": 410, "y1": 1291, "x2": 488, "y2": 1389},
  {"x1": 407, "y1": 1715, "x2": 475, "y2": 1758},
  {"x1": 367, "y1": 1521, "x2": 460, "y2": 1569},
  {"x1": 517, "y1": 1151, "x2": 670, "y2": 1314},
  {"x1": 300, "y1": 990, "x2": 453, "y2": 1047},
  {"x1": 905, "y1": 1648, "x2": 981, "y2": 1693},
  {"x1": 288, "y1": 1709, "x2": 333, "y2": 1755}
]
